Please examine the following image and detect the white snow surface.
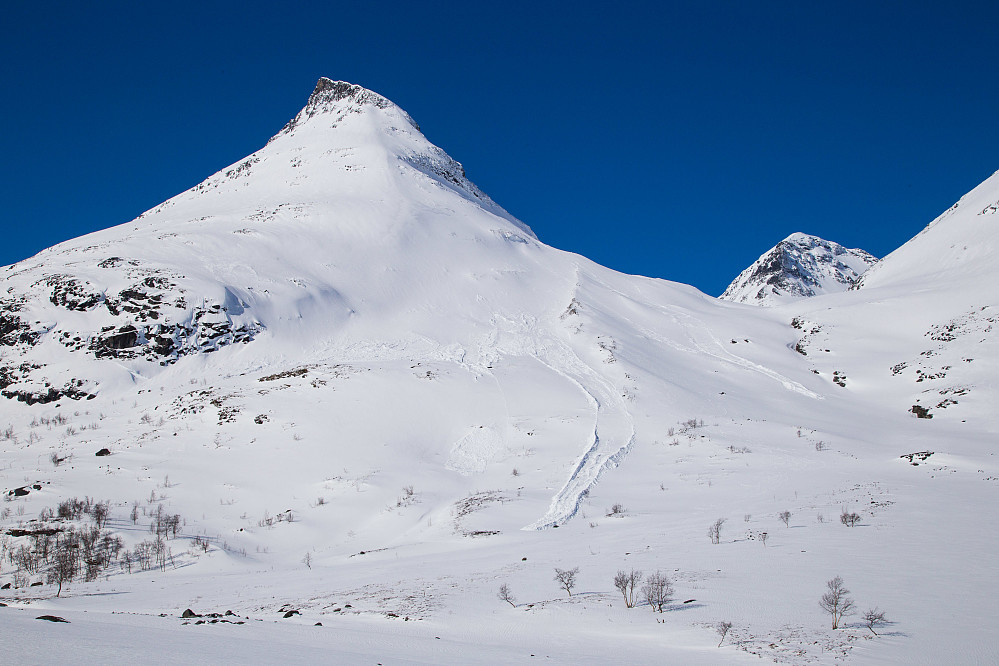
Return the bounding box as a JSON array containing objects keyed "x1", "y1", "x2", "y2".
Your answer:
[
  {"x1": 0, "y1": 79, "x2": 997, "y2": 664},
  {"x1": 720, "y1": 232, "x2": 877, "y2": 306}
]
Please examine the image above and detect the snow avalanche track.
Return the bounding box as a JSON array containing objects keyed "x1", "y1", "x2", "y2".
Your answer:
[{"x1": 520, "y1": 333, "x2": 635, "y2": 530}]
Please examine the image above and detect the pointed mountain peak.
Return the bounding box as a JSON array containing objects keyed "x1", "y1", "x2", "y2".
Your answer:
[
  {"x1": 720, "y1": 232, "x2": 877, "y2": 306},
  {"x1": 273, "y1": 78, "x2": 419, "y2": 140},
  {"x1": 305, "y1": 78, "x2": 394, "y2": 115}
]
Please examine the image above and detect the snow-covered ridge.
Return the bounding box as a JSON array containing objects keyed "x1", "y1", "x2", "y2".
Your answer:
[
  {"x1": 854, "y1": 169, "x2": 999, "y2": 292},
  {"x1": 720, "y1": 232, "x2": 877, "y2": 306}
]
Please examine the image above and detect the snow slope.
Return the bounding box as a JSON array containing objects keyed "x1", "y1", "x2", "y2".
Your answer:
[
  {"x1": 0, "y1": 80, "x2": 997, "y2": 665},
  {"x1": 720, "y1": 232, "x2": 877, "y2": 306}
]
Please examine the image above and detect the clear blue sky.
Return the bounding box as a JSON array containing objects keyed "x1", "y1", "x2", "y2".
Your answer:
[{"x1": 3, "y1": 2, "x2": 998, "y2": 295}]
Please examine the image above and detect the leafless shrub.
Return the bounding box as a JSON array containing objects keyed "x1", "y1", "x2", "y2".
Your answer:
[
  {"x1": 554, "y1": 566, "x2": 579, "y2": 597},
  {"x1": 815, "y1": 440, "x2": 827, "y2": 451},
  {"x1": 679, "y1": 418, "x2": 703, "y2": 432},
  {"x1": 641, "y1": 570, "x2": 673, "y2": 612},
  {"x1": 779, "y1": 510, "x2": 791, "y2": 527},
  {"x1": 708, "y1": 518, "x2": 726, "y2": 544},
  {"x1": 819, "y1": 576, "x2": 855, "y2": 629},
  {"x1": 13, "y1": 570, "x2": 30, "y2": 589},
  {"x1": 744, "y1": 514, "x2": 752, "y2": 522},
  {"x1": 57, "y1": 497, "x2": 91, "y2": 520},
  {"x1": 614, "y1": 569, "x2": 643, "y2": 608},
  {"x1": 817, "y1": 513, "x2": 824, "y2": 523},
  {"x1": 840, "y1": 509, "x2": 860, "y2": 527},
  {"x1": 48, "y1": 543, "x2": 78, "y2": 596},
  {"x1": 716, "y1": 621, "x2": 733, "y2": 647},
  {"x1": 607, "y1": 503, "x2": 626, "y2": 517},
  {"x1": 758, "y1": 531, "x2": 768, "y2": 547},
  {"x1": 302, "y1": 552, "x2": 312, "y2": 569},
  {"x1": 498, "y1": 583, "x2": 516, "y2": 607},
  {"x1": 395, "y1": 485, "x2": 417, "y2": 508},
  {"x1": 92, "y1": 501, "x2": 109, "y2": 528},
  {"x1": 863, "y1": 607, "x2": 889, "y2": 635}
]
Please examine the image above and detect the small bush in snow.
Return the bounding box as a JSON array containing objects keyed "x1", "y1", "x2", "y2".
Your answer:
[
  {"x1": 554, "y1": 566, "x2": 579, "y2": 597},
  {"x1": 641, "y1": 570, "x2": 673, "y2": 612},
  {"x1": 819, "y1": 576, "x2": 855, "y2": 629},
  {"x1": 840, "y1": 509, "x2": 860, "y2": 527},
  {"x1": 708, "y1": 518, "x2": 726, "y2": 544},
  {"x1": 498, "y1": 583, "x2": 516, "y2": 607},
  {"x1": 613, "y1": 569, "x2": 642, "y2": 608},
  {"x1": 716, "y1": 621, "x2": 733, "y2": 647},
  {"x1": 863, "y1": 607, "x2": 889, "y2": 635},
  {"x1": 779, "y1": 510, "x2": 791, "y2": 527}
]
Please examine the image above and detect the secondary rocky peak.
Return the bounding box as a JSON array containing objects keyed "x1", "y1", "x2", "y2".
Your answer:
[{"x1": 720, "y1": 233, "x2": 877, "y2": 306}]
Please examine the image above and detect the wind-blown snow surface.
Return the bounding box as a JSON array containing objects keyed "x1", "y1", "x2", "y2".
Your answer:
[
  {"x1": 1, "y1": 80, "x2": 997, "y2": 664},
  {"x1": 720, "y1": 233, "x2": 877, "y2": 306}
]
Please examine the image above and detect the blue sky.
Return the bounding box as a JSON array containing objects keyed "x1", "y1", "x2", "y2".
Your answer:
[{"x1": 3, "y1": 2, "x2": 998, "y2": 295}]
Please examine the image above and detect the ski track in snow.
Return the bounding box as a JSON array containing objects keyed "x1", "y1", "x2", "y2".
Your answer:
[
  {"x1": 627, "y1": 303, "x2": 822, "y2": 400},
  {"x1": 589, "y1": 278, "x2": 820, "y2": 399},
  {"x1": 675, "y1": 311, "x2": 822, "y2": 399}
]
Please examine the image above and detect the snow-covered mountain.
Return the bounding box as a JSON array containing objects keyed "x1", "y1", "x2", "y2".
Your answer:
[
  {"x1": 719, "y1": 232, "x2": 877, "y2": 306},
  {"x1": 1, "y1": 80, "x2": 997, "y2": 665}
]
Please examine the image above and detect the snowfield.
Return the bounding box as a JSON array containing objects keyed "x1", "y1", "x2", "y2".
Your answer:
[{"x1": 1, "y1": 79, "x2": 997, "y2": 664}]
